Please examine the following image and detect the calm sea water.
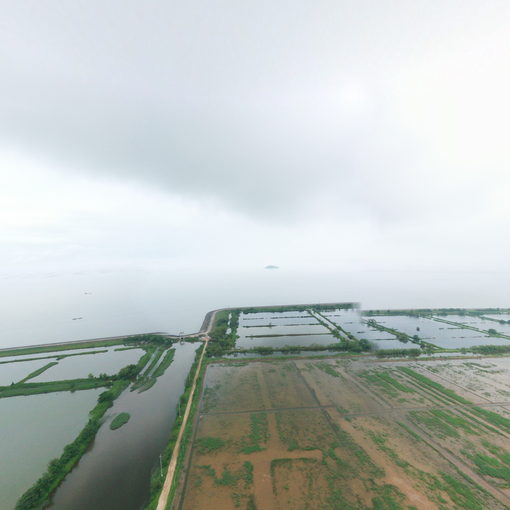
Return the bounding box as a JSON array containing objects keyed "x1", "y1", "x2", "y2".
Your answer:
[{"x1": 1, "y1": 267, "x2": 509, "y2": 349}]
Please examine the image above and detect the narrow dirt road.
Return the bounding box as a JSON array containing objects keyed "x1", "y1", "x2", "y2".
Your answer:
[{"x1": 156, "y1": 335, "x2": 209, "y2": 510}]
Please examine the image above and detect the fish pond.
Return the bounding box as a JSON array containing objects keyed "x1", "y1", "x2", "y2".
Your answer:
[
  {"x1": 369, "y1": 315, "x2": 497, "y2": 349},
  {"x1": 30, "y1": 348, "x2": 145, "y2": 382},
  {"x1": 236, "y1": 311, "x2": 335, "y2": 349},
  {"x1": 0, "y1": 389, "x2": 102, "y2": 510}
]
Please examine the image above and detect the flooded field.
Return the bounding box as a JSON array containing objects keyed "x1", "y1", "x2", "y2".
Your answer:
[
  {"x1": 0, "y1": 389, "x2": 102, "y2": 510},
  {"x1": 368, "y1": 339, "x2": 419, "y2": 350},
  {"x1": 236, "y1": 334, "x2": 338, "y2": 349},
  {"x1": 178, "y1": 356, "x2": 510, "y2": 510},
  {"x1": 370, "y1": 315, "x2": 497, "y2": 349},
  {"x1": 321, "y1": 309, "x2": 399, "y2": 340},
  {"x1": 439, "y1": 315, "x2": 510, "y2": 337},
  {"x1": 484, "y1": 314, "x2": 510, "y2": 322}
]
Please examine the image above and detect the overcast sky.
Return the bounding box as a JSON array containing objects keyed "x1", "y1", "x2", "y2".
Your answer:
[{"x1": 2, "y1": 1, "x2": 510, "y2": 278}]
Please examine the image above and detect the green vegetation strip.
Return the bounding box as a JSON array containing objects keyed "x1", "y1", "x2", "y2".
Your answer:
[
  {"x1": 466, "y1": 440, "x2": 510, "y2": 483},
  {"x1": 0, "y1": 349, "x2": 108, "y2": 365},
  {"x1": 467, "y1": 345, "x2": 510, "y2": 355},
  {"x1": 0, "y1": 339, "x2": 125, "y2": 358},
  {"x1": 239, "y1": 303, "x2": 355, "y2": 314},
  {"x1": 17, "y1": 362, "x2": 59, "y2": 383},
  {"x1": 153, "y1": 349, "x2": 176, "y2": 378},
  {"x1": 399, "y1": 367, "x2": 510, "y2": 434},
  {"x1": 361, "y1": 371, "x2": 415, "y2": 397},
  {"x1": 196, "y1": 436, "x2": 226, "y2": 454},
  {"x1": 110, "y1": 412, "x2": 131, "y2": 430},
  {"x1": 234, "y1": 343, "x2": 354, "y2": 355},
  {"x1": 0, "y1": 333, "x2": 172, "y2": 360},
  {"x1": 240, "y1": 413, "x2": 269, "y2": 454},
  {"x1": 144, "y1": 348, "x2": 165, "y2": 376},
  {"x1": 131, "y1": 347, "x2": 177, "y2": 393},
  {"x1": 0, "y1": 378, "x2": 110, "y2": 398},
  {"x1": 375, "y1": 348, "x2": 422, "y2": 358}
]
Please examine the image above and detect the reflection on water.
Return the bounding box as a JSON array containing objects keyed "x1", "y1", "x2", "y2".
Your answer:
[
  {"x1": 0, "y1": 358, "x2": 50, "y2": 385},
  {"x1": 236, "y1": 334, "x2": 339, "y2": 349},
  {"x1": 31, "y1": 348, "x2": 145, "y2": 382},
  {"x1": 0, "y1": 389, "x2": 102, "y2": 510},
  {"x1": 48, "y1": 342, "x2": 199, "y2": 510}
]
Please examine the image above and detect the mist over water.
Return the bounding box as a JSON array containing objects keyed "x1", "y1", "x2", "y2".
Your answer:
[{"x1": 2, "y1": 266, "x2": 509, "y2": 349}]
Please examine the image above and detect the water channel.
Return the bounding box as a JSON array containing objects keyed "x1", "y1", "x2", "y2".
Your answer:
[{"x1": 48, "y1": 342, "x2": 199, "y2": 510}]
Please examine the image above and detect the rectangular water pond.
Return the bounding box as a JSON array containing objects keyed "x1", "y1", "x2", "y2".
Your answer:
[
  {"x1": 236, "y1": 334, "x2": 339, "y2": 349},
  {"x1": 239, "y1": 315, "x2": 318, "y2": 328},
  {"x1": 438, "y1": 315, "x2": 510, "y2": 337},
  {"x1": 0, "y1": 346, "x2": 113, "y2": 364},
  {"x1": 369, "y1": 339, "x2": 420, "y2": 350},
  {"x1": 321, "y1": 309, "x2": 397, "y2": 340},
  {"x1": 30, "y1": 348, "x2": 145, "y2": 382},
  {"x1": 484, "y1": 314, "x2": 510, "y2": 322},
  {"x1": 239, "y1": 311, "x2": 312, "y2": 323},
  {"x1": 237, "y1": 323, "x2": 330, "y2": 339},
  {"x1": 0, "y1": 389, "x2": 102, "y2": 510},
  {"x1": 0, "y1": 358, "x2": 55, "y2": 386},
  {"x1": 369, "y1": 315, "x2": 492, "y2": 348}
]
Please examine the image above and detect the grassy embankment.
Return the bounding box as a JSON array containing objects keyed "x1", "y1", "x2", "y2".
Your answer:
[
  {"x1": 0, "y1": 378, "x2": 110, "y2": 398},
  {"x1": 363, "y1": 307, "x2": 510, "y2": 317},
  {"x1": 0, "y1": 339, "x2": 124, "y2": 359},
  {"x1": 0, "y1": 349, "x2": 109, "y2": 365},
  {"x1": 238, "y1": 302, "x2": 356, "y2": 314},
  {"x1": 18, "y1": 362, "x2": 59, "y2": 383},
  {"x1": 206, "y1": 310, "x2": 240, "y2": 357},
  {"x1": 365, "y1": 318, "x2": 439, "y2": 352},
  {"x1": 14, "y1": 347, "x2": 153, "y2": 510},
  {"x1": 0, "y1": 332, "x2": 177, "y2": 360},
  {"x1": 232, "y1": 344, "x2": 363, "y2": 356},
  {"x1": 375, "y1": 348, "x2": 422, "y2": 358},
  {"x1": 433, "y1": 316, "x2": 510, "y2": 342},
  {"x1": 466, "y1": 345, "x2": 510, "y2": 355},
  {"x1": 312, "y1": 310, "x2": 371, "y2": 352}
]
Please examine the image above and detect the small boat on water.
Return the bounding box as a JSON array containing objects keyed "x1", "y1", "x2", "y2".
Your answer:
[{"x1": 72, "y1": 317, "x2": 83, "y2": 320}]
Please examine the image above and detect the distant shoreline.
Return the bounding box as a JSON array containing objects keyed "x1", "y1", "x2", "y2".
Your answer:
[{"x1": 3, "y1": 302, "x2": 510, "y2": 353}]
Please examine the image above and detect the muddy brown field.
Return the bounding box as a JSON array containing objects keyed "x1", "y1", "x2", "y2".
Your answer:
[{"x1": 176, "y1": 357, "x2": 510, "y2": 510}]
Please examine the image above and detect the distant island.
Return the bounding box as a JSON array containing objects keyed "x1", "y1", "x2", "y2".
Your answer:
[{"x1": 265, "y1": 265, "x2": 279, "y2": 270}]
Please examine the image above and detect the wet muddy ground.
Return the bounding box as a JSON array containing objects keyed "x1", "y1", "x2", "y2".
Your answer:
[{"x1": 177, "y1": 357, "x2": 510, "y2": 510}]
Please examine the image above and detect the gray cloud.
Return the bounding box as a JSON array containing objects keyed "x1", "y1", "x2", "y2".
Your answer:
[{"x1": 1, "y1": 0, "x2": 510, "y2": 226}]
